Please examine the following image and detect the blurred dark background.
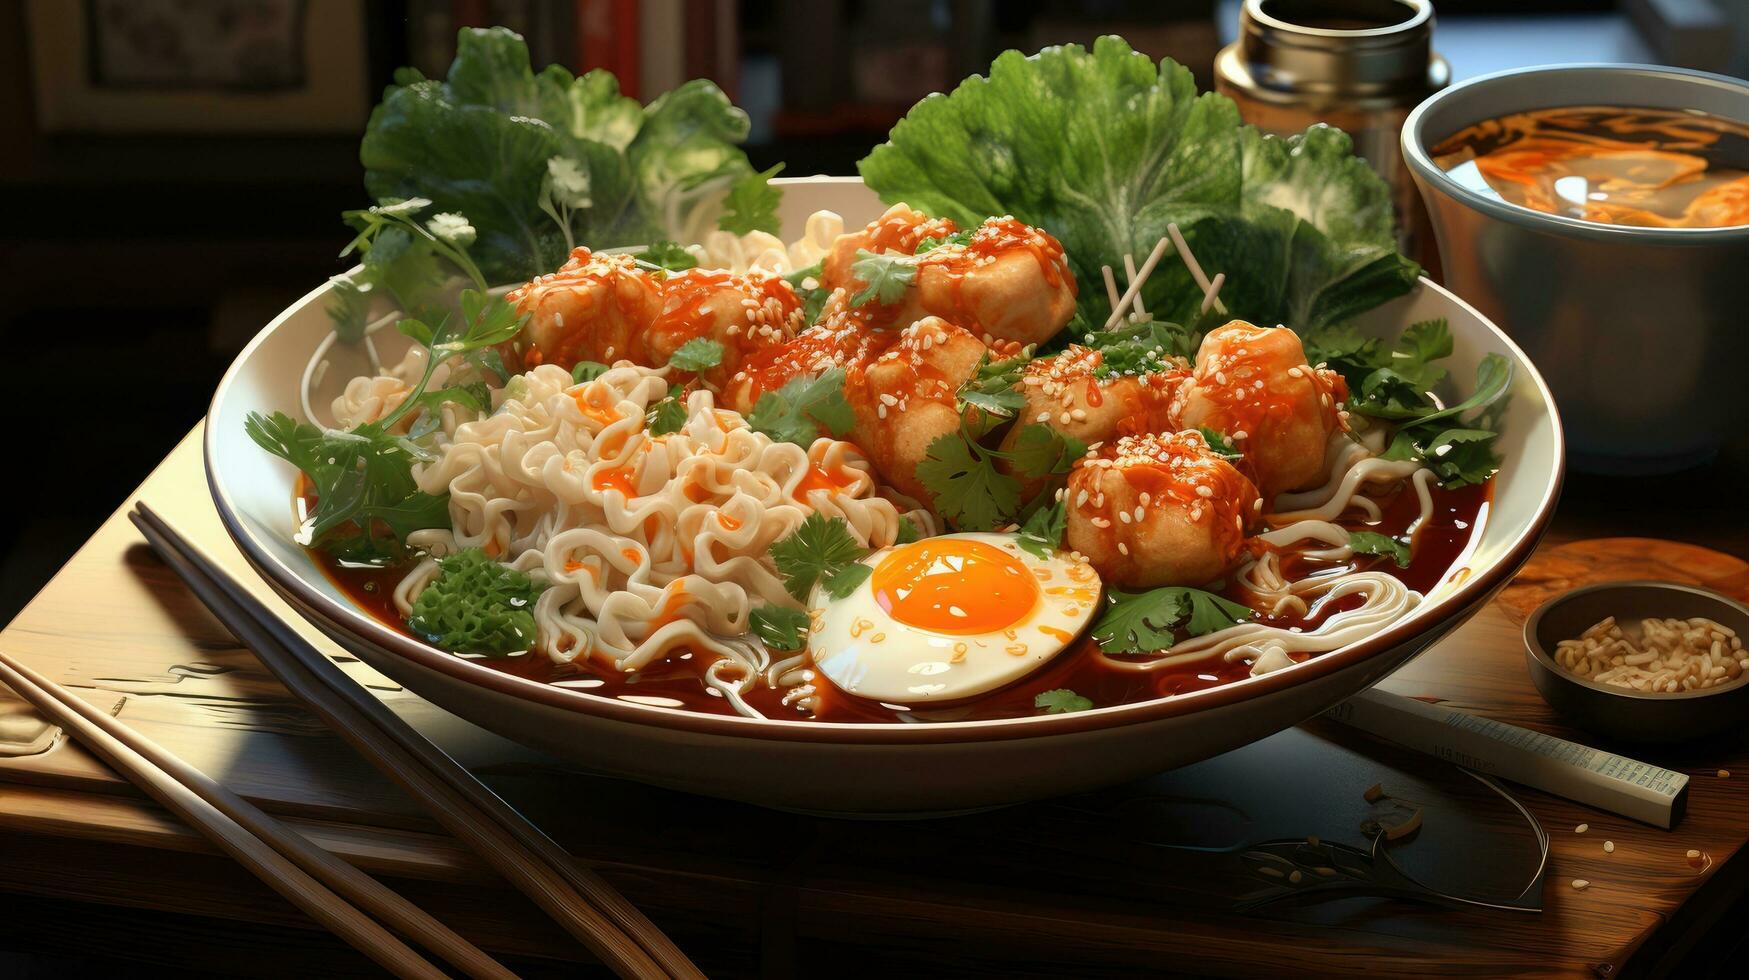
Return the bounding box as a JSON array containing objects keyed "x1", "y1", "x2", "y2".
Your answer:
[{"x1": 0, "y1": 0, "x2": 1745, "y2": 626}]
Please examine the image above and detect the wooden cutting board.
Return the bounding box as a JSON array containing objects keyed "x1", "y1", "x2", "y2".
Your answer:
[{"x1": 3, "y1": 426, "x2": 1749, "y2": 978}]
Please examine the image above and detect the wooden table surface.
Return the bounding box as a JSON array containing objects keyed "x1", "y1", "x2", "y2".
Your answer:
[{"x1": 3, "y1": 424, "x2": 1749, "y2": 978}]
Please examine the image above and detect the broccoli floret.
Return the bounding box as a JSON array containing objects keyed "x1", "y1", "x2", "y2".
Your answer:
[{"x1": 406, "y1": 548, "x2": 543, "y2": 657}]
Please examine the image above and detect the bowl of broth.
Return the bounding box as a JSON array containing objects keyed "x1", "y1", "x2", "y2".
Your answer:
[{"x1": 1403, "y1": 65, "x2": 1749, "y2": 474}]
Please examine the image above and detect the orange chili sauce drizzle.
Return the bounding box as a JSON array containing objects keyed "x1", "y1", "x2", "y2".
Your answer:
[{"x1": 305, "y1": 472, "x2": 1490, "y2": 725}]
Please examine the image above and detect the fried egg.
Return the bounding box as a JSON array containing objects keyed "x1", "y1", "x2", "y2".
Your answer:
[{"x1": 808, "y1": 532, "x2": 1102, "y2": 705}]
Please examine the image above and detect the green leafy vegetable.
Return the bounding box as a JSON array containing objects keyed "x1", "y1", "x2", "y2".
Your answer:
[
  {"x1": 718, "y1": 163, "x2": 785, "y2": 235},
  {"x1": 646, "y1": 385, "x2": 688, "y2": 435},
  {"x1": 1092, "y1": 587, "x2": 1254, "y2": 653},
  {"x1": 750, "y1": 605, "x2": 811, "y2": 652},
  {"x1": 895, "y1": 516, "x2": 923, "y2": 544},
  {"x1": 771, "y1": 513, "x2": 873, "y2": 602},
  {"x1": 246, "y1": 286, "x2": 525, "y2": 561},
  {"x1": 859, "y1": 35, "x2": 1419, "y2": 334},
  {"x1": 359, "y1": 27, "x2": 779, "y2": 285},
  {"x1": 1003, "y1": 425, "x2": 1088, "y2": 479},
  {"x1": 848, "y1": 249, "x2": 919, "y2": 308},
  {"x1": 747, "y1": 369, "x2": 855, "y2": 446},
  {"x1": 1197, "y1": 427, "x2": 1242, "y2": 461},
  {"x1": 783, "y1": 261, "x2": 831, "y2": 326},
  {"x1": 668, "y1": 338, "x2": 725, "y2": 372},
  {"x1": 916, "y1": 229, "x2": 974, "y2": 253},
  {"x1": 405, "y1": 548, "x2": 543, "y2": 657},
  {"x1": 571, "y1": 361, "x2": 611, "y2": 383},
  {"x1": 1017, "y1": 498, "x2": 1069, "y2": 559},
  {"x1": 916, "y1": 429, "x2": 1022, "y2": 531},
  {"x1": 1348, "y1": 530, "x2": 1410, "y2": 567},
  {"x1": 1035, "y1": 689, "x2": 1094, "y2": 714},
  {"x1": 1085, "y1": 318, "x2": 1199, "y2": 377},
  {"x1": 958, "y1": 350, "x2": 1030, "y2": 424},
  {"x1": 634, "y1": 240, "x2": 698, "y2": 271}
]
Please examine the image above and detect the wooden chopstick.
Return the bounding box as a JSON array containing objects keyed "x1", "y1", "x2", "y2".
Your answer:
[
  {"x1": 132, "y1": 503, "x2": 701, "y2": 980},
  {"x1": 0, "y1": 651, "x2": 449, "y2": 980},
  {"x1": 0, "y1": 649, "x2": 513, "y2": 980}
]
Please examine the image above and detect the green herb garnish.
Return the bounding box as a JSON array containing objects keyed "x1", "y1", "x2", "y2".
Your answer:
[
  {"x1": 406, "y1": 548, "x2": 543, "y2": 657},
  {"x1": 848, "y1": 249, "x2": 918, "y2": 308},
  {"x1": 747, "y1": 369, "x2": 855, "y2": 446},
  {"x1": 771, "y1": 513, "x2": 872, "y2": 601},
  {"x1": 1035, "y1": 689, "x2": 1094, "y2": 714},
  {"x1": 750, "y1": 605, "x2": 811, "y2": 652},
  {"x1": 668, "y1": 338, "x2": 725, "y2": 372},
  {"x1": 1092, "y1": 587, "x2": 1254, "y2": 653},
  {"x1": 1348, "y1": 530, "x2": 1411, "y2": 567}
]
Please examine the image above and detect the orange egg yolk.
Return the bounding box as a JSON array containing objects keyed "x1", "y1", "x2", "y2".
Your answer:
[{"x1": 870, "y1": 539, "x2": 1040, "y2": 635}]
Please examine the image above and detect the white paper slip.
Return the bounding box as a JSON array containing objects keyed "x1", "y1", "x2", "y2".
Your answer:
[{"x1": 1324, "y1": 687, "x2": 1690, "y2": 828}]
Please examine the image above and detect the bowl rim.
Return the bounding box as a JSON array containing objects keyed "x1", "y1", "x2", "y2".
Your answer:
[
  {"x1": 205, "y1": 188, "x2": 1566, "y2": 745},
  {"x1": 1401, "y1": 62, "x2": 1749, "y2": 244},
  {"x1": 1522, "y1": 580, "x2": 1749, "y2": 702}
]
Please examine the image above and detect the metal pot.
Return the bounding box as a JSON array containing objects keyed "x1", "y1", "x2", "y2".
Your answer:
[{"x1": 1402, "y1": 64, "x2": 1749, "y2": 475}]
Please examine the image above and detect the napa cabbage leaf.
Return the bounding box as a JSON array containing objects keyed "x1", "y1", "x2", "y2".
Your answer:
[{"x1": 858, "y1": 35, "x2": 1419, "y2": 335}]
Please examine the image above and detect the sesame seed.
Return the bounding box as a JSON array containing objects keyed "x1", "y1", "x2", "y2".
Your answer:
[
  {"x1": 1604, "y1": 841, "x2": 1615, "y2": 853},
  {"x1": 879, "y1": 393, "x2": 898, "y2": 406},
  {"x1": 1117, "y1": 542, "x2": 1129, "y2": 555},
  {"x1": 1196, "y1": 486, "x2": 1213, "y2": 498},
  {"x1": 1571, "y1": 879, "x2": 1590, "y2": 891},
  {"x1": 1117, "y1": 511, "x2": 1132, "y2": 524},
  {"x1": 1575, "y1": 824, "x2": 1588, "y2": 834},
  {"x1": 1037, "y1": 412, "x2": 1051, "y2": 422}
]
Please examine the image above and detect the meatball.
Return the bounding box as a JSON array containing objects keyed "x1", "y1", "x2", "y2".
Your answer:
[
  {"x1": 1066, "y1": 431, "x2": 1261, "y2": 589},
  {"x1": 1172, "y1": 320, "x2": 1347, "y2": 500}
]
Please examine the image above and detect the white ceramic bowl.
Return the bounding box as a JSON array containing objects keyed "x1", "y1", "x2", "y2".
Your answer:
[{"x1": 207, "y1": 177, "x2": 1564, "y2": 815}]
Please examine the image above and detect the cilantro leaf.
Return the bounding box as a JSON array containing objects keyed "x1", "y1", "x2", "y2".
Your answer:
[
  {"x1": 1085, "y1": 318, "x2": 1200, "y2": 376},
  {"x1": 572, "y1": 360, "x2": 611, "y2": 383},
  {"x1": 958, "y1": 350, "x2": 1029, "y2": 423},
  {"x1": 747, "y1": 369, "x2": 855, "y2": 445},
  {"x1": 823, "y1": 563, "x2": 874, "y2": 601},
  {"x1": 750, "y1": 604, "x2": 811, "y2": 652},
  {"x1": 245, "y1": 411, "x2": 451, "y2": 562},
  {"x1": 849, "y1": 249, "x2": 918, "y2": 308},
  {"x1": 895, "y1": 516, "x2": 923, "y2": 544},
  {"x1": 646, "y1": 385, "x2": 688, "y2": 435},
  {"x1": 771, "y1": 513, "x2": 870, "y2": 601},
  {"x1": 635, "y1": 240, "x2": 698, "y2": 271},
  {"x1": 1017, "y1": 498, "x2": 1068, "y2": 559},
  {"x1": 916, "y1": 431, "x2": 1022, "y2": 532},
  {"x1": 1348, "y1": 530, "x2": 1410, "y2": 567},
  {"x1": 1035, "y1": 689, "x2": 1094, "y2": 714},
  {"x1": 1092, "y1": 587, "x2": 1253, "y2": 652},
  {"x1": 915, "y1": 229, "x2": 974, "y2": 253},
  {"x1": 1197, "y1": 427, "x2": 1242, "y2": 461},
  {"x1": 783, "y1": 261, "x2": 830, "y2": 325},
  {"x1": 1001, "y1": 425, "x2": 1088, "y2": 479},
  {"x1": 406, "y1": 548, "x2": 543, "y2": 657},
  {"x1": 718, "y1": 163, "x2": 784, "y2": 236},
  {"x1": 668, "y1": 338, "x2": 725, "y2": 372}
]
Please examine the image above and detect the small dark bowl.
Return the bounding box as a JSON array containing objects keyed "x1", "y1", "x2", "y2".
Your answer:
[{"x1": 1523, "y1": 582, "x2": 1749, "y2": 743}]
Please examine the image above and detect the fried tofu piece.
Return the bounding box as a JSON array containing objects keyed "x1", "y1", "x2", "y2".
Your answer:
[
  {"x1": 505, "y1": 248, "x2": 803, "y2": 388},
  {"x1": 821, "y1": 206, "x2": 1078, "y2": 347},
  {"x1": 996, "y1": 345, "x2": 1187, "y2": 502},
  {"x1": 505, "y1": 249, "x2": 662, "y2": 370},
  {"x1": 848, "y1": 317, "x2": 986, "y2": 505},
  {"x1": 1065, "y1": 431, "x2": 1261, "y2": 589},
  {"x1": 1172, "y1": 320, "x2": 1347, "y2": 500}
]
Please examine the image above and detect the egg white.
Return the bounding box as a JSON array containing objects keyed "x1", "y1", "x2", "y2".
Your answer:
[{"x1": 807, "y1": 532, "x2": 1102, "y2": 705}]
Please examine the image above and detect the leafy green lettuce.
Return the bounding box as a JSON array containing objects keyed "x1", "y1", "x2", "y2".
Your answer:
[
  {"x1": 360, "y1": 26, "x2": 777, "y2": 284},
  {"x1": 858, "y1": 35, "x2": 1419, "y2": 334}
]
